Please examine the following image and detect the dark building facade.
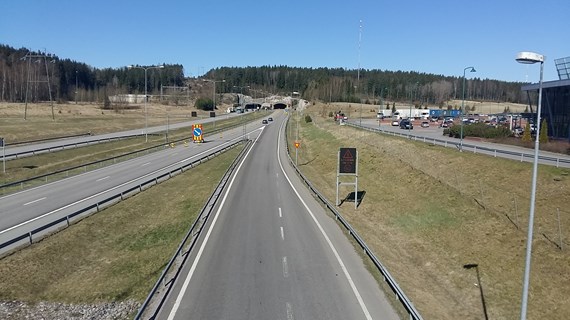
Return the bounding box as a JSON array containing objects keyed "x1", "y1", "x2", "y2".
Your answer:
[{"x1": 521, "y1": 79, "x2": 570, "y2": 141}]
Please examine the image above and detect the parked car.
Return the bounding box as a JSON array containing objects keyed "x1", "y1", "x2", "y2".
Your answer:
[
  {"x1": 400, "y1": 120, "x2": 413, "y2": 129},
  {"x1": 391, "y1": 120, "x2": 400, "y2": 126},
  {"x1": 421, "y1": 121, "x2": 429, "y2": 128},
  {"x1": 262, "y1": 119, "x2": 268, "y2": 124},
  {"x1": 268, "y1": 117, "x2": 273, "y2": 122}
]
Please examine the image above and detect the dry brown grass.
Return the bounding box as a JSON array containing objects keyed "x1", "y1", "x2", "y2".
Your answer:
[
  {"x1": 0, "y1": 145, "x2": 242, "y2": 303},
  {"x1": 292, "y1": 103, "x2": 570, "y2": 320},
  {"x1": 0, "y1": 102, "x2": 213, "y2": 142}
]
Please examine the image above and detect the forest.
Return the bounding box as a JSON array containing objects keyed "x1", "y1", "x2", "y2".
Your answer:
[{"x1": 0, "y1": 44, "x2": 530, "y2": 107}]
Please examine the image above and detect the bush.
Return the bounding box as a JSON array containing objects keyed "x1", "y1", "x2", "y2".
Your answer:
[
  {"x1": 194, "y1": 97, "x2": 214, "y2": 111},
  {"x1": 447, "y1": 123, "x2": 512, "y2": 139},
  {"x1": 304, "y1": 115, "x2": 313, "y2": 123},
  {"x1": 328, "y1": 111, "x2": 334, "y2": 117}
]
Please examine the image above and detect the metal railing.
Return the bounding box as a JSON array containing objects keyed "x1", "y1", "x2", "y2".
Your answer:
[
  {"x1": 285, "y1": 120, "x2": 423, "y2": 320},
  {"x1": 5, "y1": 132, "x2": 93, "y2": 147},
  {"x1": 134, "y1": 140, "x2": 251, "y2": 320},
  {"x1": 0, "y1": 140, "x2": 245, "y2": 257},
  {"x1": 347, "y1": 122, "x2": 570, "y2": 168},
  {"x1": 0, "y1": 122, "x2": 252, "y2": 195},
  {"x1": 3, "y1": 133, "x2": 149, "y2": 160}
]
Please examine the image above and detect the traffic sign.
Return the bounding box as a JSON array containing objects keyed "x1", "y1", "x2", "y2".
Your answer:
[
  {"x1": 339, "y1": 148, "x2": 357, "y2": 174},
  {"x1": 192, "y1": 124, "x2": 203, "y2": 143}
]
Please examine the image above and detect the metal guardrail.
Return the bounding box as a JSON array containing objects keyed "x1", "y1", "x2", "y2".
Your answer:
[
  {"x1": 3, "y1": 133, "x2": 150, "y2": 160},
  {"x1": 134, "y1": 139, "x2": 252, "y2": 320},
  {"x1": 5, "y1": 132, "x2": 93, "y2": 147},
  {"x1": 0, "y1": 140, "x2": 245, "y2": 257},
  {"x1": 0, "y1": 121, "x2": 252, "y2": 195},
  {"x1": 285, "y1": 121, "x2": 423, "y2": 320},
  {"x1": 347, "y1": 122, "x2": 570, "y2": 168}
]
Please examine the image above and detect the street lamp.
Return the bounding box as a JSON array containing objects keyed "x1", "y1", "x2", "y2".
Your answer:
[
  {"x1": 460, "y1": 67, "x2": 476, "y2": 152},
  {"x1": 75, "y1": 70, "x2": 78, "y2": 105},
  {"x1": 203, "y1": 79, "x2": 225, "y2": 128},
  {"x1": 515, "y1": 51, "x2": 545, "y2": 320},
  {"x1": 127, "y1": 64, "x2": 165, "y2": 142}
]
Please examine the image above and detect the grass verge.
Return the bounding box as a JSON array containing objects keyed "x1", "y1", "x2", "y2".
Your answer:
[
  {"x1": 0, "y1": 111, "x2": 265, "y2": 187},
  {"x1": 0, "y1": 144, "x2": 243, "y2": 304},
  {"x1": 292, "y1": 104, "x2": 570, "y2": 320}
]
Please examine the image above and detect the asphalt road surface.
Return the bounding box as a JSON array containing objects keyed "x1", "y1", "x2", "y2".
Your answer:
[
  {"x1": 0, "y1": 119, "x2": 260, "y2": 249},
  {"x1": 158, "y1": 113, "x2": 398, "y2": 320}
]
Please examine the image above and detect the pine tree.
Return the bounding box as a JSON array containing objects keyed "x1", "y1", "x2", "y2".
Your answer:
[{"x1": 522, "y1": 122, "x2": 532, "y2": 142}]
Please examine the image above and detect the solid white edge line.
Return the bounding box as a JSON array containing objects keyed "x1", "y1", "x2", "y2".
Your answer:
[
  {"x1": 0, "y1": 128, "x2": 264, "y2": 236},
  {"x1": 276, "y1": 118, "x2": 373, "y2": 320},
  {"x1": 166, "y1": 127, "x2": 265, "y2": 320}
]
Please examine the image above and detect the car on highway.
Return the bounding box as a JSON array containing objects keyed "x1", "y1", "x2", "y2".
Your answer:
[
  {"x1": 400, "y1": 119, "x2": 413, "y2": 129},
  {"x1": 262, "y1": 119, "x2": 268, "y2": 124},
  {"x1": 268, "y1": 117, "x2": 273, "y2": 122},
  {"x1": 391, "y1": 120, "x2": 400, "y2": 126},
  {"x1": 421, "y1": 121, "x2": 429, "y2": 128}
]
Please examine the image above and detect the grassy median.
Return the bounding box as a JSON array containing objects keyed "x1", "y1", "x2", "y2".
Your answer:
[
  {"x1": 291, "y1": 104, "x2": 570, "y2": 320},
  {"x1": 0, "y1": 144, "x2": 243, "y2": 303}
]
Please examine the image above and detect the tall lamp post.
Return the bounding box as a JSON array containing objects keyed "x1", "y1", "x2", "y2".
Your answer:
[
  {"x1": 460, "y1": 67, "x2": 476, "y2": 152},
  {"x1": 75, "y1": 70, "x2": 78, "y2": 105},
  {"x1": 515, "y1": 51, "x2": 545, "y2": 320},
  {"x1": 204, "y1": 79, "x2": 225, "y2": 128},
  {"x1": 128, "y1": 64, "x2": 165, "y2": 142}
]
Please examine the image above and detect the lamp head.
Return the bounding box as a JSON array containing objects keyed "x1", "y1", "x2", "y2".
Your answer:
[
  {"x1": 463, "y1": 263, "x2": 478, "y2": 269},
  {"x1": 516, "y1": 51, "x2": 545, "y2": 64},
  {"x1": 469, "y1": 67, "x2": 476, "y2": 73}
]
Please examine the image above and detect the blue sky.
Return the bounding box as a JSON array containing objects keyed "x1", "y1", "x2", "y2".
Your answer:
[{"x1": 1, "y1": 0, "x2": 568, "y2": 83}]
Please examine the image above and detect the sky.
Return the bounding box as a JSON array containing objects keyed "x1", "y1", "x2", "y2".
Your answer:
[{"x1": 1, "y1": 0, "x2": 568, "y2": 83}]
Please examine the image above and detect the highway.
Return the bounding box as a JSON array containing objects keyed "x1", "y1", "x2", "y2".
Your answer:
[
  {"x1": 158, "y1": 113, "x2": 398, "y2": 319},
  {"x1": 0, "y1": 119, "x2": 255, "y2": 248},
  {"x1": 2, "y1": 111, "x2": 241, "y2": 159}
]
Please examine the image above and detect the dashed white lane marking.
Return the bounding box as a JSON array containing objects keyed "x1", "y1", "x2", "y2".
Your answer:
[
  {"x1": 276, "y1": 118, "x2": 373, "y2": 320},
  {"x1": 23, "y1": 197, "x2": 46, "y2": 206},
  {"x1": 280, "y1": 226, "x2": 284, "y2": 240},
  {"x1": 282, "y1": 256, "x2": 289, "y2": 278},
  {"x1": 96, "y1": 176, "x2": 110, "y2": 182},
  {"x1": 286, "y1": 302, "x2": 294, "y2": 320},
  {"x1": 141, "y1": 162, "x2": 151, "y2": 167},
  {"x1": 279, "y1": 207, "x2": 282, "y2": 218}
]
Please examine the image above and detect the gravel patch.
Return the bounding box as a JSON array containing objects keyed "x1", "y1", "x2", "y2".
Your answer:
[{"x1": 0, "y1": 300, "x2": 140, "y2": 320}]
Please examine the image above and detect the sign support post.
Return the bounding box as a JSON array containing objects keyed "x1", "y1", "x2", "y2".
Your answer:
[
  {"x1": 336, "y1": 147, "x2": 359, "y2": 209},
  {"x1": 1, "y1": 138, "x2": 5, "y2": 174}
]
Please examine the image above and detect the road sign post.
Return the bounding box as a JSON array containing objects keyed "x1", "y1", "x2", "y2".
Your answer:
[
  {"x1": 294, "y1": 141, "x2": 300, "y2": 166},
  {"x1": 336, "y1": 147, "x2": 359, "y2": 209},
  {"x1": 1, "y1": 137, "x2": 5, "y2": 174}
]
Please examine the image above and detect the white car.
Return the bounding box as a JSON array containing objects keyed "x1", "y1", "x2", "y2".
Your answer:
[{"x1": 391, "y1": 120, "x2": 399, "y2": 126}]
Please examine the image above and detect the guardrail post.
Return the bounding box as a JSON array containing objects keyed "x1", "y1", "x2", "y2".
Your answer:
[
  {"x1": 520, "y1": 153, "x2": 524, "y2": 162},
  {"x1": 66, "y1": 215, "x2": 70, "y2": 227},
  {"x1": 557, "y1": 158, "x2": 560, "y2": 168},
  {"x1": 29, "y1": 232, "x2": 33, "y2": 244}
]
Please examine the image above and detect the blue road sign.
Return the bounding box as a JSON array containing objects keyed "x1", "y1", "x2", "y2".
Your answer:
[{"x1": 193, "y1": 128, "x2": 202, "y2": 137}]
